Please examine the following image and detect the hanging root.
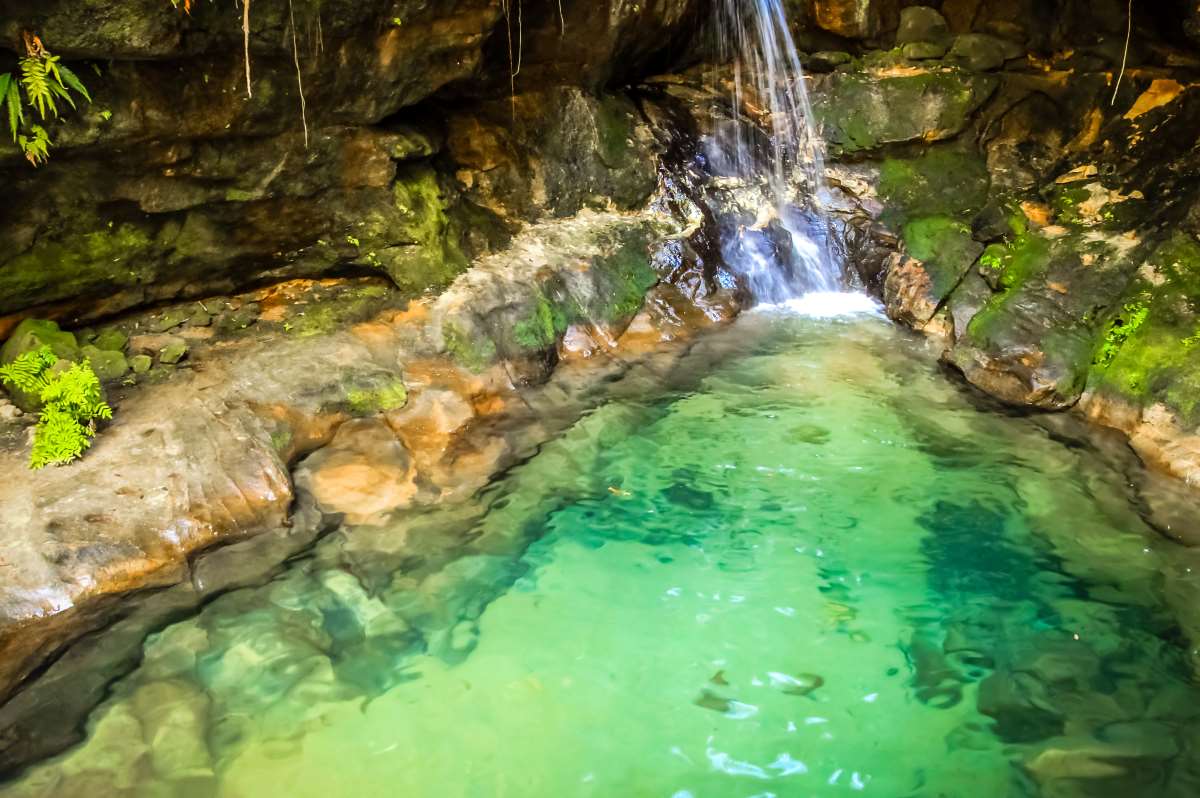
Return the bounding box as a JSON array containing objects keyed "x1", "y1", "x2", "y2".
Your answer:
[
  {"x1": 242, "y1": 0, "x2": 253, "y2": 98},
  {"x1": 288, "y1": 0, "x2": 308, "y2": 147},
  {"x1": 1111, "y1": 0, "x2": 1132, "y2": 106}
]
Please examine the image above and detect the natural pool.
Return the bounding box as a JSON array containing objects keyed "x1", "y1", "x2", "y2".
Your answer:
[{"x1": 5, "y1": 306, "x2": 1200, "y2": 797}]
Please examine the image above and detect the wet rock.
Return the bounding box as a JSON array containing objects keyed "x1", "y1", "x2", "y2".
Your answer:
[
  {"x1": 294, "y1": 419, "x2": 417, "y2": 526},
  {"x1": 807, "y1": 51, "x2": 853, "y2": 72},
  {"x1": 812, "y1": 69, "x2": 998, "y2": 155},
  {"x1": 902, "y1": 41, "x2": 949, "y2": 60},
  {"x1": 884, "y1": 218, "x2": 983, "y2": 327}
]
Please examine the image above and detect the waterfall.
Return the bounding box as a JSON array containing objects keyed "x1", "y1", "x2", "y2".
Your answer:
[{"x1": 709, "y1": 0, "x2": 843, "y2": 303}]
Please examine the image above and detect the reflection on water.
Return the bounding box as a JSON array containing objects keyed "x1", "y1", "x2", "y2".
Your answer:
[{"x1": 5, "y1": 312, "x2": 1200, "y2": 797}]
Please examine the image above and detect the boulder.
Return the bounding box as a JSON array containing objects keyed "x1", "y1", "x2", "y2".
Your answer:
[
  {"x1": 0, "y1": 319, "x2": 81, "y2": 411},
  {"x1": 80, "y1": 345, "x2": 130, "y2": 383},
  {"x1": 896, "y1": 6, "x2": 952, "y2": 48},
  {"x1": 947, "y1": 33, "x2": 1022, "y2": 71}
]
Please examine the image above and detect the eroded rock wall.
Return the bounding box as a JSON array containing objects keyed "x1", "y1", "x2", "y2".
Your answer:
[
  {"x1": 794, "y1": 3, "x2": 1200, "y2": 494},
  {"x1": 0, "y1": 0, "x2": 703, "y2": 330}
]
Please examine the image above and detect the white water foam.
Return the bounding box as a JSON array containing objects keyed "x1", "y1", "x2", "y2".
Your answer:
[{"x1": 751, "y1": 291, "x2": 882, "y2": 319}]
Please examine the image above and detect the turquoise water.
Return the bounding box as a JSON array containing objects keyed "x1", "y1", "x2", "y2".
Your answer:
[{"x1": 6, "y1": 310, "x2": 1200, "y2": 797}]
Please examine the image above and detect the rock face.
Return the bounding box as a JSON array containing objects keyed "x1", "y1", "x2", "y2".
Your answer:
[
  {"x1": 0, "y1": 0, "x2": 704, "y2": 329},
  {"x1": 797, "y1": 4, "x2": 1200, "y2": 489}
]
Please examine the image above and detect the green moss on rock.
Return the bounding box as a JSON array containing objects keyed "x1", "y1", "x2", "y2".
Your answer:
[
  {"x1": 901, "y1": 216, "x2": 983, "y2": 301},
  {"x1": 1089, "y1": 233, "x2": 1200, "y2": 424},
  {"x1": 878, "y1": 147, "x2": 991, "y2": 223}
]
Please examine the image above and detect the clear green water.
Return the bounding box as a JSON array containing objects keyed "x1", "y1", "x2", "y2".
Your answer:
[{"x1": 6, "y1": 311, "x2": 1200, "y2": 797}]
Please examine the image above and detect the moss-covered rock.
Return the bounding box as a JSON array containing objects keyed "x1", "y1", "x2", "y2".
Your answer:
[
  {"x1": 812, "y1": 68, "x2": 998, "y2": 156},
  {"x1": 1087, "y1": 233, "x2": 1200, "y2": 426},
  {"x1": 0, "y1": 319, "x2": 82, "y2": 409},
  {"x1": 884, "y1": 216, "x2": 983, "y2": 325},
  {"x1": 877, "y1": 146, "x2": 991, "y2": 224}
]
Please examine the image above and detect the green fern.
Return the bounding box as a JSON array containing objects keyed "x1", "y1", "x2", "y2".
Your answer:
[
  {"x1": 0, "y1": 346, "x2": 112, "y2": 469},
  {"x1": 0, "y1": 73, "x2": 22, "y2": 141},
  {"x1": 0, "y1": 44, "x2": 91, "y2": 165},
  {"x1": 17, "y1": 124, "x2": 50, "y2": 165}
]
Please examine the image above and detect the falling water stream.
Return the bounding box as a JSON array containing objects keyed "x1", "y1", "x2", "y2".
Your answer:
[{"x1": 709, "y1": 0, "x2": 843, "y2": 302}]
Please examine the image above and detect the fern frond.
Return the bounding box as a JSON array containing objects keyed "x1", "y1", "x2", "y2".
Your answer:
[
  {"x1": 18, "y1": 124, "x2": 50, "y2": 166},
  {"x1": 1, "y1": 346, "x2": 112, "y2": 468},
  {"x1": 20, "y1": 56, "x2": 57, "y2": 120},
  {"x1": 0, "y1": 73, "x2": 20, "y2": 142},
  {"x1": 0, "y1": 345, "x2": 56, "y2": 394},
  {"x1": 56, "y1": 62, "x2": 91, "y2": 103}
]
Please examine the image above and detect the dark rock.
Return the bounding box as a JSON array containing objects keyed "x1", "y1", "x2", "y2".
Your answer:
[
  {"x1": 896, "y1": 6, "x2": 952, "y2": 48},
  {"x1": 947, "y1": 33, "x2": 1022, "y2": 71},
  {"x1": 902, "y1": 41, "x2": 949, "y2": 60},
  {"x1": 807, "y1": 51, "x2": 853, "y2": 72}
]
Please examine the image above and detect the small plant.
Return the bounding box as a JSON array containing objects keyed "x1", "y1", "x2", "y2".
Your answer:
[
  {"x1": 0, "y1": 32, "x2": 91, "y2": 165},
  {"x1": 1094, "y1": 301, "x2": 1149, "y2": 367},
  {"x1": 0, "y1": 346, "x2": 113, "y2": 469}
]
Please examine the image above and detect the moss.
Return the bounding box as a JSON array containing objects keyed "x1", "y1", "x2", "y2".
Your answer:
[
  {"x1": 815, "y1": 70, "x2": 995, "y2": 155},
  {"x1": 443, "y1": 321, "x2": 497, "y2": 373},
  {"x1": 966, "y1": 233, "x2": 1055, "y2": 344},
  {"x1": 0, "y1": 221, "x2": 157, "y2": 315},
  {"x1": 513, "y1": 294, "x2": 571, "y2": 351},
  {"x1": 1050, "y1": 185, "x2": 1092, "y2": 225},
  {"x1": 1088, "y1": 233, "x2": 1200, "y2": 423},
  {"x1": 346, "y1": 379, "x2": 408, "y2": 415},
  {"x1": 877, "y1": 147, "x2": 990, "y2": 223},
  {"x1": 595, "y1": 94, "x2": 637, "y2": 166},
  {"x1": 901, "y1": 216, "x2": 981, "y2": 299},
  {"x1": 590, "y1": 233, "x2": 659, "y2": 323}
]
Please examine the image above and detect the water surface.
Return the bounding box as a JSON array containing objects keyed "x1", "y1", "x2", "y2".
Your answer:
[{"x1": 6, "y1": 310, "x2": 1200, "y2": 797}]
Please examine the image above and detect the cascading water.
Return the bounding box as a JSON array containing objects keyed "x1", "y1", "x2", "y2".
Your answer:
[{"x1": 708, "y1": 0, "x2": 845, "y2": 304}]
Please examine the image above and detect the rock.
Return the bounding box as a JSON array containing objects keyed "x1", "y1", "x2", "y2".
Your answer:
[
  {"x1": 0, "y1": 400, "x2": 21, "y2": 421},
  {"x1": 149, "y1": 308, "x2": 190, "y2": 333},
  {"x1": 80, "y1": 345, "x2": 130, "y2": 383},
  {"x1": 293, "y1": 418, "x2": 417, "y2": 526},
  {"x1": 902, "y1": 41, "x2": 949, "y2": 59},
  {"x1": 130, "y1": 354, "x2": 153, "y2": 374},
  {"x1": 186, "y1": 308, "x2": 213, "y2": 328},
  {"x1": 92, "y1": 328, "x2": 128, "y2": 352},
  {"x1": 884, "y1": 218, "x2": 984, "y2": 327},
  {"x1": 812, "y1": 69, "x2": 998, "y2": 155},
  {"x1": 0, "y1": 319, "x2": 81, "y2": 411},
  {"x1": 809, "y1": 0, "x2": 888, "y2": 39},
  {"x1": 896, "y1": 6, "x2": 952, "y2": 48},
  {"x1": 807, "y1": 51, "x2": 853, "y2": 72},
  {"x1": 0, "y1": 318, "x2": 80, "y2": 364},
  {"x1": 947, "y1": 33, "x2": 1022, "y2": 71},
  {"x1": 215, "y1": 304, "x2": 260, "y2": 334},
  {"x1": 158, "y1": 341, "x2": 189, "y2": 365}
]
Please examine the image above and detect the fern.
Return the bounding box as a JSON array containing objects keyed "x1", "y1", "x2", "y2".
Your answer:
[
  {"x1": 0, "y1": 345, "x2": 56, "y2": 394},
  {"x1": 17, "y1": 124, "x2": 50, "y2": 165},
  {"x1": 0, "y1": 73, "x2": 22, "y2": 141},
  {"x1": 0, "y1": 346, "x2": 112, "y2": 469},
  {"x1": 20, "y1": 55, "x2": 56, "y2": 120},
  {"x1": 1, "y1": 36, "x2": 91, "y2": 165}
]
